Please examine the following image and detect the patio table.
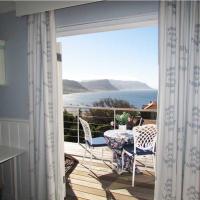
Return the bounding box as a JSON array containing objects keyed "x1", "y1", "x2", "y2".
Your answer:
[{"x1": 104, "y1": 129, "x2": 134, "y2": 173}]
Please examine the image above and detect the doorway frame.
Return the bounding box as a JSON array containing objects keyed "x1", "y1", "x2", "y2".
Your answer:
[{"x1": 56, "y1": 12, "x2": 158, "y2": 37}]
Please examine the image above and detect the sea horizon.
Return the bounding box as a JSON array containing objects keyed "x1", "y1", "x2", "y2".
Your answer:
[{"x1": 63, "y1": 89, "x2": 157, "y2": 109}]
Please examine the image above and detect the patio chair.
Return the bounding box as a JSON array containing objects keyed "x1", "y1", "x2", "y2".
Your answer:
[
  {"x1": 64, "y1": 154, "x2": 79, "y2": 198},
  {"x1": 79, "y1": 117, "x2": 107, "y2": 168},
  {"x1": 121, "y1": 124, "x2": 157, "y2": 187},
  {"x1": 64, "y1": 153, "x2": 79, "y2": 179},
  {"x1": 135, "y1": 117, "x2": 144, "y2": 126},
  {"x1": 127, "y1": 117, "x2": 144, "y2": 130}
]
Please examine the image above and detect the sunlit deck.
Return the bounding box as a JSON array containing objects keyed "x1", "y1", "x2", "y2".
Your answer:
[{"x1": 64, "y1": 142, "x2": 155, "y2": 200}]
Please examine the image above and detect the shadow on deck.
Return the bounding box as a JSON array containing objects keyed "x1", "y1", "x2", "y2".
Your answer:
[{"x1": 64, "y1": 142, "x2": 155, "y2": 200}]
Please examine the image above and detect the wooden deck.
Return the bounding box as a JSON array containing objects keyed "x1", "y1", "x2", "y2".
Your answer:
[{"x1": 64, "y1": 142, "x2": 155, "y2": 200}]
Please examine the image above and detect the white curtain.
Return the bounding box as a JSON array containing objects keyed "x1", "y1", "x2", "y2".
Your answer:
[
  {"x1": 156, "y1": 1, "x2": 200, "y2": 200},
  {"x1": 28, "y1": 11, "x2": 65, "y2": 200}
]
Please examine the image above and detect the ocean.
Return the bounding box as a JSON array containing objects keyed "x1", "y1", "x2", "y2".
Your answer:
[{"x1": 63, "y1": 89, "x2": 157, "y2": 108}]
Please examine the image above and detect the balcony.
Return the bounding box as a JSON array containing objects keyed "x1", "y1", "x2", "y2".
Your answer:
[{"x1": 64, "y1": 106, "x2": 156, "y2": 200}]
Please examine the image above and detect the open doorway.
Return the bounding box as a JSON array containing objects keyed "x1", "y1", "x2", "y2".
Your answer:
[{"x1": 57, "y1": 25, "x2": 158, "y2": 200}]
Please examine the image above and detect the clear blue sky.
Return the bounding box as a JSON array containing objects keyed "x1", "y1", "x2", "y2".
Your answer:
[{"x1": 57, "y1": 26, "x2": 158, "y2": 89}]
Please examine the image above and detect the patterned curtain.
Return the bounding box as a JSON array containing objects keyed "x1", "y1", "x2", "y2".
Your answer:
[
  {"x1": 28, "y1": 11, "x2": 65, "y2": 200},
  {"x1": 155, "y1": 1, "x2": 200, "y2": 200}
]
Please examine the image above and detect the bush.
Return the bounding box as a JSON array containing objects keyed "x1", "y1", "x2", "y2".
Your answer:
[
  {"x1": 84, "y1": 98, "x2": 139, "y2": 124},
  {"x1": 63, "y1": 98, "x2": 140, "y2": 143}
]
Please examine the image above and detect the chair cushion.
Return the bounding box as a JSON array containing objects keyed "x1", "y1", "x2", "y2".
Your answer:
[
  {"x1": 123, "y1": 144, "x2": 154, "y2": 155},
  {"x1": 86, "y1": 137, "x2": 107, "y2": 147}
]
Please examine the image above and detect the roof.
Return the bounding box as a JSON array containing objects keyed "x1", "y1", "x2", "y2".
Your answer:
[{"x1": 143, "y1": 101, "x2": 157, "y2": 110}]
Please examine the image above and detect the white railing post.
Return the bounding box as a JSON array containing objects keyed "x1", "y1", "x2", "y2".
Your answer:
[
  {"x1": 114, "y1": 109, "x2": 116, "y2": 130},
  {"x1": 77, "y1": 108, "x2": 80, "y2": 143}
]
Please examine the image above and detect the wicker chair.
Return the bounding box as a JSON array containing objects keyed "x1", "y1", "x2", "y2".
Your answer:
[
  {"x1": 79, "y1": 117, "x2": 107, "y2": 169},
  {"x1": 122, "y1": 124, "x2": 157, "y2": 187},
  {"x1": 64, "y1": 153, "x2": 79, "y2": 179},
  {"x1": 0, "y1": 185, "x2": 2, "y2": 200}
]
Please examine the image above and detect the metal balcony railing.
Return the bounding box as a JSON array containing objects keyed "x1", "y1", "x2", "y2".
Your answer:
[{"x1": 63, "y1": 106, "x2": 157, "y2": 143}]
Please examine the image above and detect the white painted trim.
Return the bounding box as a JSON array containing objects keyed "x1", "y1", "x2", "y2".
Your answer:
[
  {"x1": 56, "y1": 12, "x2": 158, "y2": 37},
  {"x1": 0, "y1": 118, "x2": 29, "y2": 123},
  {"x1": 0, "y1": 118, "x2": 30, "y2": 199}
]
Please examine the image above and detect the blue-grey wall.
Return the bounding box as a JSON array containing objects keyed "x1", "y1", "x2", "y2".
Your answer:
[{"x1": 0, "y1": 12, "x2": 28, "y2": 119}]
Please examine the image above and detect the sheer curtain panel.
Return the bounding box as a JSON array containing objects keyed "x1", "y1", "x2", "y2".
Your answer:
[
  {"x1": 28, "y1": 11, "x2": 65, "y2": 200},
  {"x1": 156, "y1": 1, "x2": 200, "y2": 200}
]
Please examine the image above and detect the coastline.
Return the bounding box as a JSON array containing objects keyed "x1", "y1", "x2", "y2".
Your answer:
[{"x1": 63, "y1": 89, "x2": 157, "y2": 109}]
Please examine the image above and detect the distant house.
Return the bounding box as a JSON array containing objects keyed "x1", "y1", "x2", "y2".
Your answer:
[
  {"x1": 143, "y1": 101, "x2": 157, "y2": 110},
  {"x1": 141, "y1": 101, "x2": 157, "y2": 120}
]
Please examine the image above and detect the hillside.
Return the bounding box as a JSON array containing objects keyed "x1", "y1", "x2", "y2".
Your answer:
[
  {"x1": 63, "y1": 80, "x2": 88, "y2": 94},
  {"x1": 109, "y1": 80, "x2": 152, "y2": 90},
  {"x1": 62, "y1": 79, "x2": 152, "y2": 94},
  {"x1": 80, "y1": 79, "x2": 118, "y2": 91}
]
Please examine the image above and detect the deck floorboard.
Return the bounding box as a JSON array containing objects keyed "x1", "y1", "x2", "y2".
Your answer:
[{"x1": 64, "y1": 142, "x2": 155, "y2": 200}]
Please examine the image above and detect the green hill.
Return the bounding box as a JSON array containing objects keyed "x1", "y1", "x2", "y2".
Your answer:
[
  {"x1": 109, "y1": 80, "x2": 152, "y2": 90},
  {"x1": 80, "y1": 79, "x2": 118, "y2": 91},
  {"x1": 63, "y1": 80, "x2": 88, "y2": 94}
]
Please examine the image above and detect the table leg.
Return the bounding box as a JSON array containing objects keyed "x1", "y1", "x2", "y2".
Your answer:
[
  {"x1": 111, "y1": 151, "x2": 126, "y2": 175},
  {"x1": 13, "y1": 157, "x2": 18, "y2": 200},
  {"x1": 111, "y1": 150, "x2": 114, "y2": 169}
]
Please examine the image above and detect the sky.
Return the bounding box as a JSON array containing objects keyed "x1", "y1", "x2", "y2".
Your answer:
[{"x1": 57, "y1": 26, "x2": 158, "y2": 89}]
